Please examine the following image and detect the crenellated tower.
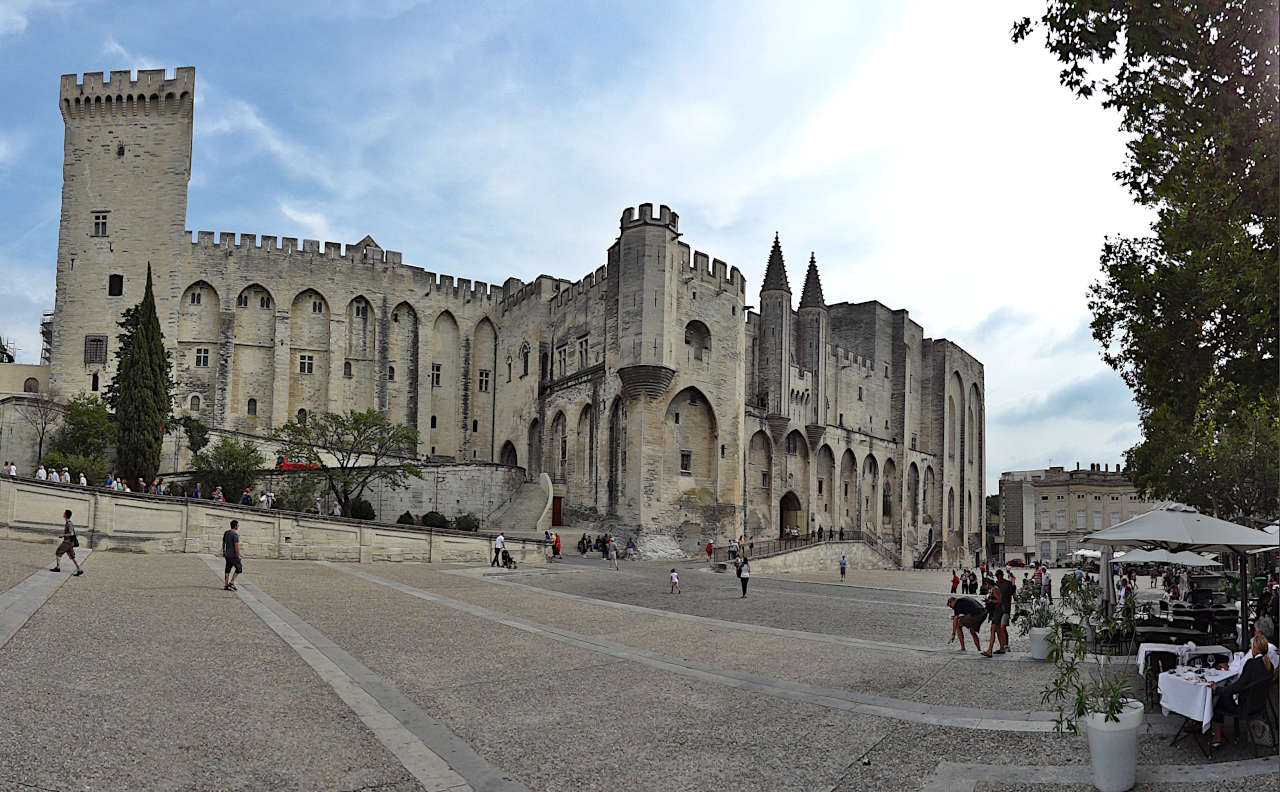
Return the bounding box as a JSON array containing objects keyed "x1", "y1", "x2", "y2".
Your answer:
[
  {"x1": 796, "y1": 252, "x2": 828, "y2": 426},
  {"x1": 50, "y1": 67, "x2": 195, "y2": 395},
  {"x1": 611, "y1": 203, "x2": 681, "y2": 400}
]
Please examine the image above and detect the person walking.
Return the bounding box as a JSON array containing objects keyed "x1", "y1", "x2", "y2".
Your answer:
[
  {"x1": 608, "y1": 536, "x2": 619, "y2": 570},
  {"x1": 222, "y1": 519, "x2": 242, "y2": 591},
  {"x1": 491, "y1": 532, "x2": 505, "y2": 567},
  {"x1": 1042, "y1": 567, "x2": 1053, "y2": 604},
  {"x1": 35, "y1": 464, "x2": 47, "y2": 481},
  {"x1": 49, "y1": 509, "x2": 84, "y2": 576},
  {"x1": 669, "y1": 568, "x2": 680, "y2": 594},
  {"x1": 840, "y1": 555, "x2": 848, "y2": 581},
  {"x1": 995, "y1": 570, "x2": 1015, "y2": 653},
  {"x1": 980, "y1": 577, "x2": 1003, "y2": 657},
  {"x1": 950, "y1": 569, "x2": 959, "y2": 595},
  {"x1": 737, "y1": 557, "x2": 751, "y2": 598}
]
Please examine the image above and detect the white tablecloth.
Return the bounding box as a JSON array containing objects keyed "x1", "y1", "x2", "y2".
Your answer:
[
  {"x1": 1137, "y1": 643, "x2": 1230, "y2": 670},
  {"x1": 1157, "y1": 668, "x2": 1237, "y2": 733}
]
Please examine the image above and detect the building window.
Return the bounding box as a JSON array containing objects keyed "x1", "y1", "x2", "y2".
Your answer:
[
  {"x1": 478, "y1": 369, "x2": 490, "y2": 393},
  {"x1": 785, "y1": 434, "x2": 797, "y2": 454},
  {"x1": 189, "y1": 395, "x2": 201, "y2": 412},
  {"x1": 90, "y1": 372, "x2": 99, "y2": 391},
  {"x1": 506, "y1": 356, "x2": 512, "y2": 382},
  {"x1": 1076, "y1": 493, "x2": 1085, "y2": 499},
  {"x1": 237, "y1": 294, "x2": 249, "y2": 307},
  {"x1": 857, "y1": 386, "x2": 863, "y2": 401},
  {"x1": 720, "y1": 444, "x2": 726, "y2": 459},
  {"x1": 194, "y1": 348, "x2": 209, "y2": 367},
  {"x1": 260, "y1": 295, "x2": 271, "y2": 309},
  {"x1": 431, "y1": 364, "x2": 441, "y2": 387},
  {"x1": 430, "y1": 416, "x2": 437, "y2": 428},
  {"x1": 817, "y1": 478, "x2": 824, "y2": 495},
  {"x1": 843, "y1": 481, "x2": 849, "y2": 497},
  {"x1": 92, "y1": 212, "x2": 108, "y2": 237},
  {"x1": 311, "y1": 299, "x2": 323, "y2": 314},
  {"x1": 680, "y1": 450, "x2": 692, "y2": 474},
  {"x1": 472, "y1": 419, "x2": 478, "y2": 432},
  {"x1": 762, "y1": 472, "x2": 769, "y2": 487},
  {"x1": 190, "y1": 290, "x2": 202, "y2": 305},
  {"x1": 298, "y1": 354, "x2": 314, "y2": 374},
  {"x1": 1041, "y1": 495, "x2": 1049, "y2": 501},
  {"x1": 22, "y1": 377, "x2": 39, "y2": 393},
  {"x1": 246, "y1": 398, "x2": 257, "y2": 416},
  {"x1": 910, "y1": 434, "x2": 917, "y2": 450},
  {"x1": 391, "y1": 311, "x2": 399, "y2": 323},
  {"x1": 108, "y1": 274, "x2": 124, "y2": 296},
  {"x1": 297, "y1": 409, "x2": 308, "y2": 422},
  {"x1": 353, "y1": 303, "x2": 367, "y2": 319},
  {"x1": 520, "y1": 344, "x2": 530, "y2": 377},
  {"x1": 674, "y1": 412, "x2": 680, "y2": 425},
  {"x1": 84, "y1": 335, "x2": 107, "y2": 365},
  {"x1": 343, "y1": 361, "x2": 352, "y2": 377},
  {"x1": 578, "y1": 337, "x2": 589, "y2": 368},
  {"x1": 556, "y1": 346, "x2": 567, "y2": 377},
  {"x1": 387, "y1": 366, "x2": 395, "y2": 381}
]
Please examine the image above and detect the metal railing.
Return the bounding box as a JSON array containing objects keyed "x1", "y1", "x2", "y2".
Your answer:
[{"x1": 711, "y1": 531, "x2": 866, "y2": 563}]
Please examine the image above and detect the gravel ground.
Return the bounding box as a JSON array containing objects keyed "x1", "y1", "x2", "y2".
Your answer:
[
  {"x1": 0, "y1": 552, "x2": 421, "y2": 792},
  {"x1": 0, "y1": 537, "x2": 62, "y2": 592}
]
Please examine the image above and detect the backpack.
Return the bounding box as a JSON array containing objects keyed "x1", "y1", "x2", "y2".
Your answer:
[{"x1": 69, "y1": 525, "x2": 79, "y2": 547}]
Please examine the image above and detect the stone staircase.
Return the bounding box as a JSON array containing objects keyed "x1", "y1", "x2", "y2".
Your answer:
[{"x1": 485, "y1": 482, "x2": 550, "y2": 539}]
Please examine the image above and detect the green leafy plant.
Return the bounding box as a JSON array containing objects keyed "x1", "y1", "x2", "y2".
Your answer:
[
  {"x1": 452, "y1": 513, "x2": 479, "y2": 532},
  {"x1": 190, "y1": 437, "x2": 266, "y2": 502},
  {"x1": 349, "y1": 498, "x2": 375, "y2": 521},
  {"x1": 1014, "y1": 598, "x2": 1056, "y2": 636},
  {"x1": 396, "y1": 510, "x2": 416, "y2": 525},
  {"x1": 105, "y1": 266, "x2": 173, "y2": 484},
  {"x1": 421, "y1": 511, "x2": 448, "y2": 528}
]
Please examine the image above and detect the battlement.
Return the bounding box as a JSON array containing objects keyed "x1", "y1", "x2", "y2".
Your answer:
[
  {"x1": 60, "y1": 67, "x2": 195, "y2": 121},
  {"x1": 687, "y1": 248, "x2": 746, "y2": 295},
  {"x1": 185, "y1": 230, "x2": 506, "y2": 303},
  {"x1": 548, "y1": 264, "x2": 612, "y2": 313},
  {"x1": 620, "y1": 203, "x2": 679, "y2": 233}
]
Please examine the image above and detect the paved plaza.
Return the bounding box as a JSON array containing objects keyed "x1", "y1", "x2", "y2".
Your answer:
[{"x1": 1, "y1": 539, "x2": 1275, "y2": 791}]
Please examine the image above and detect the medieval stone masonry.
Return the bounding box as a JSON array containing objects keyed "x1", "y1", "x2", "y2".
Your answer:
[{"x1": 46, "y1": 66, "x2": 985, "y2": 563}]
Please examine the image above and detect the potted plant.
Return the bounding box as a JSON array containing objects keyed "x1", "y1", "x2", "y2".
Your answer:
[
  {"x1": 1039, "y1": 574, "x2": 1149, "y2": 792},
  {"x1": 1015, "y1": 597, "x2": 1056, "y2": 660}
]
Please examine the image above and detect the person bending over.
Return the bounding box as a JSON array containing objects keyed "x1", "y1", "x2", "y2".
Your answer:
[{"x1": 947, "y1": 595, "x2": 986, "y2": 651}]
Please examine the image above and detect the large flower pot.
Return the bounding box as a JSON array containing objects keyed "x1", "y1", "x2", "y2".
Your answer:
[
  {"x1": 1029, "y1": 626, "x2": 1052, "y2": 660},
  {"x1": 1083, "y1": 700, "x2": 1144, "y2": 792}
]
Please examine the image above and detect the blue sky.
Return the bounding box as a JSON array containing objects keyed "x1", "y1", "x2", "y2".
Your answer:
[{"x1": 0, "y1": 0, "x2": 1153, "y2": 492}]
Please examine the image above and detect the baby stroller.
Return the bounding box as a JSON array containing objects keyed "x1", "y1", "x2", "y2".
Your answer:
[{"x1": 500, "y1": 548, "x2": 517, "y2": 570}]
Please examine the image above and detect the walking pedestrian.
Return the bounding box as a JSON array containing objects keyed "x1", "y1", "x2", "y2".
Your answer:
[
  {"x1": 669, "y1": 568, "x2": 680, "y2": 594},
  {"x1": 608, "y1": 536, "x2": 619, "y2": 570},
  {"x1": 36, "y1": 464, "x2": 47, "y2": 481},
  {"x1": 840, "y1": 555, "x2": 848, "y2": 581},
  {"x1": 950, "y1": 569, "x2": 959, "y2": 595},
  {"x1": 1043, "y1": 567, "x2": 1053, "y2": 604},
  {"x1": 995, "y1": 570, "x2": 1015, "y2": 653},
  {"x1": 491, "y1": 532, "x2": 505, "y2": 567},
  {"x1": 222, "y1": 519, "x2": 242, "y2": 591},
  {"x1": 49, "y1": 509, "x2": 84, "y2": 576},
  {"x1": 980, "y1": 577, "x2": 1003, "y2": 658},
  {"x1": 737, "y1": 557, "x2": 751, "y2": 597}
]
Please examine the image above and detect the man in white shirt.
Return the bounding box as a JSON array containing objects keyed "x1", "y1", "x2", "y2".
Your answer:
[
  {"x1": 1043, "y1": 568, "x2": 1054, "y2": 604},
  {"x1": 332, "y1": 502, "x2": 342, "y2": 517},
  {"x1": 36, "y1": 465, "x2": 47, "y2": 481},
  {"x1": 492, "y1": 532, "x2": 505, "y2": 567}
]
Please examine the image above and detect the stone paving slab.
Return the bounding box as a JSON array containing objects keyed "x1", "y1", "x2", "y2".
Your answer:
[
  {"x1": 0, "y1": 552, "x2": 421, "y2": 792},
  {"x1": 0, "y1": 536, "x2": 63, "y2": 592}
]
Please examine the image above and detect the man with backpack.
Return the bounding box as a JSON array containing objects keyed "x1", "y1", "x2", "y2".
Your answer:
[{"x1": 50, "y1": 509, "x2": 84, "y2": 576}]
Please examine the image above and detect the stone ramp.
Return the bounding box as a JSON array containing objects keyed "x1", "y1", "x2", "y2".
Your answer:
[{"x1": 486, "y1": 481, "x2": 549, "y2": 539}]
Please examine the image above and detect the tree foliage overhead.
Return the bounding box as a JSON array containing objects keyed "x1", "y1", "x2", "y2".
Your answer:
[
  {"x1": 190, "y1": 437, "x2": 265, "y2": 503},
  {"x1": 1015, "y1": 1, "x2": 1279, "y2": 519},
  {"x1": 52, "y1": 394, "x2": 114, "y2": 461},
  {"x1": 105, "y1": 265, "x2": 174, "y2": 484},
  {"x1": 271, "y1": 409, "x2": 420, "y2": 518}
]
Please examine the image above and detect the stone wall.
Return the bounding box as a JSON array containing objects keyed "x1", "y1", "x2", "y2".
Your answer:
[
  {"x1": 747, "y1": 540, "x2": 888, "y2": 574},
  {"x1": 0, "y1": 475, "x2": 547, "y2": 564}
]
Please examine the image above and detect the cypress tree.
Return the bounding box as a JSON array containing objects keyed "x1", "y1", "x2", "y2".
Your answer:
[{"x1": 105, "y1": 265, "x2": 173, "y2": 483}]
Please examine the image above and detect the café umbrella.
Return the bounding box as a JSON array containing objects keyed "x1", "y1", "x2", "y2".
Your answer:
[
  {"x1": 1084, "y1": 503, "x2": 1277, "y2": 642},
  {"x1": 1109, "y1": 547, "x2": 1218, "y2": 566}
]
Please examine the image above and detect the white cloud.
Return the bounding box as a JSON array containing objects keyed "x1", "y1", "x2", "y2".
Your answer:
[{"x1": 0, "y1": 0, "x2": 70, "y2": 38}]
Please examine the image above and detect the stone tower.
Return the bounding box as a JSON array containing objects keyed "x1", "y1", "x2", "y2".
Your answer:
[
  {"x1": 757, "y1": 233, "x2": 792, "y2": 422},
  {"x1": 50, "y1": 68, "x2": 195, "y2": 395},
  {"x1": 796, "y1": 252, "x2": 828, "y2": 427}
]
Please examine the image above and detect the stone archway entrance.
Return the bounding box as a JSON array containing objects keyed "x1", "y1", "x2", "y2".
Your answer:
[{"x1": 779, "y1": 491, "x2": 803, "y2": 539}]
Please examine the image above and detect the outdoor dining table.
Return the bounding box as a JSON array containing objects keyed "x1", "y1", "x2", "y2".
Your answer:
[
  {"x1": 1135, "y1": 625, "x2": 1214, "y2": 646},
  {"x1": 1136, "y1": 642, "x2": 1231, "y2": 671},
  {"x1": 1157, "y1": 666, "x2": 1239, "y2": 755}
]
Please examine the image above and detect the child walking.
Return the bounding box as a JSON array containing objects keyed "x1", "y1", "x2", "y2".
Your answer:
[{"x1": 669, "y1": 568, "x2": 680, "y2": 594}]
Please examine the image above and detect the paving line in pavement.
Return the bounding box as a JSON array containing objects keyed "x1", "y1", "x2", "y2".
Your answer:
[
  {"x1": 920, "y1": 755, "x2": 1278, "y2": 791},
  {"x1": 324, "y1": 562, "x2": 1158, "y2": 734},
  {"x1": 0, "y1": 549, "x2": 92, "y2": 650},
  {"x1": 197, "y1": 556, "x2": 526, "y2": 792}
]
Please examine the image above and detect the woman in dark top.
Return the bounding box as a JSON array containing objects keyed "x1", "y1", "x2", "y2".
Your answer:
[
  {"x1": 980, "y1": 578, "x2": 1003, "y2": 657},
  {"x1": 1208, "y1": 633, "x2": 1275, "y2": 750}
]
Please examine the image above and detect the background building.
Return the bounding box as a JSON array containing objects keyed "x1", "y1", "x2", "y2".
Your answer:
[{"x1": 1000, "y1": 463, "x2": 1158, "y2": 565}]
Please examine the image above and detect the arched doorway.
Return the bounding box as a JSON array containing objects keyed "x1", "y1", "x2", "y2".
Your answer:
[
  {"x1": 527, "y1": 419, "x2": 542, "y2": 479},
  {"x1": 499, "y1": 441, "x2": 518, "y2": 467},
  {"x1": 779, "y1": 491, "x2": 803, "y2": 539}
]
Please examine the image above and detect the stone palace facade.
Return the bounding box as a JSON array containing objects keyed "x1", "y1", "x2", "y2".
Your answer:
[{"x1": 44, "y1": 66, "x2": 985, "y2": 563}]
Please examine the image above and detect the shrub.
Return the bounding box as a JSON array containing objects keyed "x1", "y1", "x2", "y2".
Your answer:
[
  {"x1": 421, "y1": 511, "x2": 448, "y2": 528},
  {"x1": 190, "y1": 437, "x2": 266, "y2": 501},
  {"x1": 396, "y1": 510, "x2": 416, "y2": 525},
  {"x1": 42, "y1": 450, "x2": 109, "y2": 486},
  {"x1": 452, "y1": 513, "x2": 479, "y2": 532},
  {"x1": 349, "y1": 498, "x2": 376, "y2": 521}
]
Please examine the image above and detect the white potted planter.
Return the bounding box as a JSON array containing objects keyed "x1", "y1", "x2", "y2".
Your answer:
[
  {"x1": 1029, "y1": 626, "x2": 1052, "y2": 660},
  {"x1": 1082, "y1": 699, "x2": 1144, "y2": 792}
]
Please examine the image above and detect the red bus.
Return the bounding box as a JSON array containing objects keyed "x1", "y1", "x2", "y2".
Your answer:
[{"x1": 276, "y1": 455, "x2": 320, "y2": 470}]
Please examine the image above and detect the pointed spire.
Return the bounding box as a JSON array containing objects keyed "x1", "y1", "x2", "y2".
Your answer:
[
  {"x1": 799, "y1": 251, "x2": 826, "y2": 309},
  {"x1": 762, "y1": 232, "x2": 791, "y2": 292}
]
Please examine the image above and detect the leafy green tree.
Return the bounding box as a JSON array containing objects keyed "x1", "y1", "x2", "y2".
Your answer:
[
  {"x1": 52, "y1": 394, "x2": 114, "y2": 460},
  {"x1": 190, "y1": 437, "x2": 265, "y2": 503},
  {"x1": 1015, "y1": 1, "x2": 1279, "y2": 519},
  {"x1": 271, "y1": 409, "x2": 420, "y2": 518},
  {"x1": 452, "y1": 513, "x2": 479, "y2": 532},
  {"x1": 350, "y1": 498, "x2": 376, "y2": 521},
  {"x1": 181, "y1": 416, "x2": 209, "y2": 456},
  {"x1": 105, "y1": 265, "x2": 174, "y2": 484},
  {"x1": 421, "y1": 511, "x2": 448, "y2": 528},
  {"x1": 396, "y1": 510, "x2": 417, "y2": 525},
  {"x1": 272, "y1": 471, "x2": 323, "y2": 513},
  {"x1": 42, "y1": 451, "x2": 109, "y2": 486}
]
